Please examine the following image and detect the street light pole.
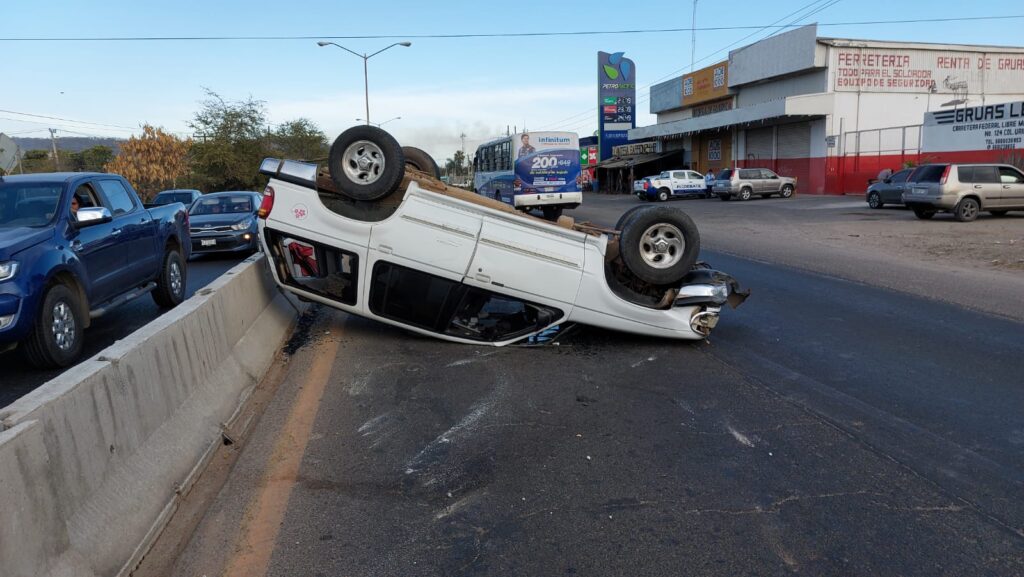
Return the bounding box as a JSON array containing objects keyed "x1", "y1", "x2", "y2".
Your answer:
[{"x1": 317, "y1": 41, "x2": 412, "y2": 125}]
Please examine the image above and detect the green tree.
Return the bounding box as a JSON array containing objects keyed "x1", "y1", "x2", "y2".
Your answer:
[
  {"x1": 68, "y1": 145, "x2": 115, "y2": 172},
  {"x1": 20, "y1": 149, "x2": 53, "y2": 173},
  {"x1": 188, "y1": 90, "x2": 269, "y2": 191},
  {"x1": 271, "y1": 118, "x2": 328, "y2": 161}
]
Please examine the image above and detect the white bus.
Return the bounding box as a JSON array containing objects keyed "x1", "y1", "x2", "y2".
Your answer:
[{"x1": 473, "y1": 131, "x2": 581, "y2": 220}]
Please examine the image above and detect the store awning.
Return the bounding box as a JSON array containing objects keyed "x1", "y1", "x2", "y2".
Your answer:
[
  {"x1": 628, "y1": 92, "x2": 834, "y2": 140},
  {"x1": 595, "y1": 151, "x2": 677, "y2": 169}
]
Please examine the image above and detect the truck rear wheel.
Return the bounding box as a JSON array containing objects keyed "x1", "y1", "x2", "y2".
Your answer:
[
  {"x1": 22, "y1": 284, "x2": 83, "y2": 369},
  {"x1": 153, "y1": 249, "x2": 187, "y2": 308},
  {"x1": 618, "y1": 206, "x2": 701, "y2": 286},
  {"x1": 402, "y1": 146, "x2": 441, "y2": 178},
  {"x1": 328, "y1": 126, "x2": 405, "y2": 201}
]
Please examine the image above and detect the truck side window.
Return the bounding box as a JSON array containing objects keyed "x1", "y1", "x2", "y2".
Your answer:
[{"x1": 96, "y1": 180, "x2": 136, "y2": 216}]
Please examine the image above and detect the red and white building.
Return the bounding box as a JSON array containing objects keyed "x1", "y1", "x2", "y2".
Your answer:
[{"x1": 630, "y1": 25, "x2": 1024, "y2": 194}]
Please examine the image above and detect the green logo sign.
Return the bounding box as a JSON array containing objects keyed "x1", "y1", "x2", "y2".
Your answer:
[{"x1": 602, "y1": 97, "x2": 617, "y2": 105}]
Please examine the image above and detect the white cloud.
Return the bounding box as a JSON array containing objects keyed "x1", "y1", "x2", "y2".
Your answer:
[{"x1": 267, "y1": 84, "x2": 597, "y2": 163}]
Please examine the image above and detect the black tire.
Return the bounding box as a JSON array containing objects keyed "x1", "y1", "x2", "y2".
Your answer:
[
  {"x1": 402, "y1": 146, "x2": 441, "y2": 178},
  {"x1": 868, "y1": 191, "x2": 883, "y2": 209},
  {"x1": 657, "y1": 189, "x2": 670, "y2": 202},
  {"x1": 954, "y1": 197, "x2": 980, "y2": 222},
  {"x1": 719, "y1": 194, "x2": 731, "y2": 201},
  {"x1": 21, "y1": 284, "x2": 84, "y2": 369},
  {"x1": 739, "y1": 187, "x2": 753, "y2": 201},
  {"x1": 780, "y1": 184, "x2": 795, "y2": 198},
  {"x1": 541, "y1": 206, "x2": 564, "y2": 221},
  {"x1": 619, "y1": 206, "x2": 701, "y2": 286},
  {"x1": 327, "y1": 125, "x2": 405, "y2": 201},
  {"x1": 153, "y1": 249, "x2": 187, "y2": 308},
  {"x1": 990, "y1": 210, "x2": 1009, "y2": 217},
  {"x1": 912, "y1": 206, "x2": 936, "y2": 220},
  {"x1": 616, "y1": 205, "x2": 649, "y2": 230}
]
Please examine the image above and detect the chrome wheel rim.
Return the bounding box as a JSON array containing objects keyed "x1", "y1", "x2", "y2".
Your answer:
[
  {"x1": 782, "y1": 186, "x2": 793, "y2": 197},
  {"x1": 52, "y1": 301, "x2": 76, "y2": 352},
  {"x1": 342, "y1": 140, "x2": 386, "y2": 185},
  {"x1": 869, "y1": 193, "x2": 880, "y2": 208},
  {"x1": 639, "y1": 223, "x2": 685, "y2": 269},
  {"x1": 741, "y1": 189, "x2": 751, "y2": 200},
  {"x1": 169, "y1": 260, "x2": 183, "y2": 296}
]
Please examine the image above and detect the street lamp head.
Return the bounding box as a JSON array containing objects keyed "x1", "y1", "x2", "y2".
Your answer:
[
  {"x1": 316, "y1": 41, "x2": 331, "y2": 47},
  {"x1": 399, "y1": 42, "x2": 412, "y2": 47}
]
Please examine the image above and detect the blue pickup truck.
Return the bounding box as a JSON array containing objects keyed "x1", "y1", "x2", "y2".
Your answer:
[{"x1": 0, "y1": 172, "x2": 191, "y2": 368}]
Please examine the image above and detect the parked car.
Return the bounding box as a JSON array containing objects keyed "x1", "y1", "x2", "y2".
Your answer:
[
  {"x1": 866, "y1": 168, "x2": 914, "y2": 208},
  {"x1": 188, "y1": 191, "x2": 262, "y2": 256},
  {"x1": 257, "y1": 126, "x2": 748, "y2": 346},
  {"x1": 635, "y1": 170, "x2": 709, "y2": 201},
  {"x1": 714, "y1": 168, "x2": 796, "y2": 201},
  {"x1": 0, "y1": 172, "x2": 190, "y2": 367},
  {"x1": 902, "y1": 163, "x2": 1024, "y2": 222},
  {"x1": 151, "y1": 188, "x2": 203, "y2": 208}
]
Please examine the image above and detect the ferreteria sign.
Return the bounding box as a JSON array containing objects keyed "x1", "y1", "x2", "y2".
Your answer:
[
  {"x1": 611, "y1": 141, "x2": 659, "y2": 156},
  {"x1": 923, "y1": 101, "x2": 1024, "y2": 152},
  {"x1": 833, "y1": 47, "x2": 1024, "y2": 94}
]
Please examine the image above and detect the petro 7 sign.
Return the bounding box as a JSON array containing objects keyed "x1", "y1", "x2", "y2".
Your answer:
[{"x1": 598, "y1": 51, "x2": 636, "y2": 162}]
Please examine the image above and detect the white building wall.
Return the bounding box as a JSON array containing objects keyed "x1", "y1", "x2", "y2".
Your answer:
[
  {"x1": 656, "y1": 108, "x2": 692, "y2": 124},
  {"x1": 736, "y1": 71, "x2": 829, "y2": 108}
]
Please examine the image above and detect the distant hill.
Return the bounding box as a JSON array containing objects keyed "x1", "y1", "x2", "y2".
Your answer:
[{"x1": 10, "y1": 136, "x2": 124, "y2": 154}]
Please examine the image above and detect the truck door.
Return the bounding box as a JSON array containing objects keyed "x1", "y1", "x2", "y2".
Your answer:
[
  {"x1": 95, "y1": 178, "x2": 157, "y2": 288},
  {"x1": 69, "y1": 181, "x2": 123, "y2": 305},
  {"x1": 465, "y1": 214, "x2": 586, "y2": 306}
]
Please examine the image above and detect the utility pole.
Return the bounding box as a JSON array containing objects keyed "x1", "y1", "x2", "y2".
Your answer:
[
  {"x1": 459, "y1": 132, "x2": 467, "y2": 179},
  {"x1": 691, "y1": 0, "x2": 699, "y2": 72},
  {"x1": 49, "y1": 128, "x2": 61, "y2": 171}
]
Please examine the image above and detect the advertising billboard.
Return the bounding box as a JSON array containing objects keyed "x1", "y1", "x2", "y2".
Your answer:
[
  {"x1": 923, "y1": 101, "x2": 1024, "y2": 152},
  {"x1": 833, "y1": 48, "x2": 1024, "y2": 94},
  {"x1": 682, "y1": 61, "x2": 730, "y2": 107},
  {"x1": 513, "y1": 132, "x2": 581, "y2": 194},
  {"x1": 598, "y1": 51, "x2": 636, "y2": 161}
]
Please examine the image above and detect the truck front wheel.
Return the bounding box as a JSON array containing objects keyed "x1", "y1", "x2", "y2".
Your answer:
[
  {"x1": 22, "y1": 284, "x2": 84, "y2": 369},
  {"x1": 153, "y1": 249, "x2": 187, "y2": 308},
  {"x1": 619, "y1": 206, "x2": 701, "y2": 286}
]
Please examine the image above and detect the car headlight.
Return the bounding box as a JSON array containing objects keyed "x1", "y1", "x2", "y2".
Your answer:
[
  {"x1": 231, "y1": 218, "x2": 254, "y2": 231},
  {"x1": 0, "y1": 261, "x2": 19, "y2": 282}
]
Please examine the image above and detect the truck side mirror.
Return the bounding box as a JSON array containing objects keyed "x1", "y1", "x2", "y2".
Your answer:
[{"x1": 75, "y1": 206, "x2": 113, "y2": 227}]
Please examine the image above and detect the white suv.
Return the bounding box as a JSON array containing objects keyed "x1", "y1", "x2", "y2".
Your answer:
[{"x1": 256, "y1": 126, "x2": 747, "y2": 345}]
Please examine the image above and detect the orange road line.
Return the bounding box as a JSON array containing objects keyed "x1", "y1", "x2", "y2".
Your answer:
[{"x1": 223, "y1": 323, "x2": 341, "y2": 577}]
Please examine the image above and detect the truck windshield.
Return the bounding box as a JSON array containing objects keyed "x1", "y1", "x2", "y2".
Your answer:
[{"x1": 0, "y1": 182, "x2": 63, "y2": 228}]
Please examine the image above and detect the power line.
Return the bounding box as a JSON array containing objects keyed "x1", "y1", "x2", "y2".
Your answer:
[
  {"x1": 0, "y1": 109, "x2": 138, "y2": 130},
  {"x1": 542, "y1": 0, "x2": 844, "y2": 132},
  {"x1": 1, "y1": 15, "x2": 1022, "y2": 42}
]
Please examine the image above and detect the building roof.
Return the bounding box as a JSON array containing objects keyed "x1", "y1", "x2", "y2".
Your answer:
[{"x1": 817, "y1": 37, "x2": 1024, "y2": 54}]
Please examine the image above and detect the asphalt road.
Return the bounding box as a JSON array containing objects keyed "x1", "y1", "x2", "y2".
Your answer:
[
  {"x1": 167, "y1": 198, "x2": 1024, "y2": 576},
  {"x1": 0, "y1": 254, "x2": 242, "y2": 408}
]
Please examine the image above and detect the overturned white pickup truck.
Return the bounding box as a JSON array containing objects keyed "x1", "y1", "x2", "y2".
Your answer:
[{"x1": 255, "y1": 126, "x2": 747, "y2": 345}]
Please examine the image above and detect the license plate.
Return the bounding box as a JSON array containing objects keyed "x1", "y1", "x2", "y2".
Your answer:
[
  {"x1": 912, "y1": 187, "x2": 927, "y2": 195},
  {"x1": 201, "y1": 239, "x2": 216, "y2": 246}
]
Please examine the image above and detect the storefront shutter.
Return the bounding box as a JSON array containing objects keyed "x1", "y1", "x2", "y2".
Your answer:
[
  {"x1": 745, "y1": 127, "x2": 773, "y2": 163},
  {"x1": 777, "y1": 122, "x2": 811, "y2": 159}
]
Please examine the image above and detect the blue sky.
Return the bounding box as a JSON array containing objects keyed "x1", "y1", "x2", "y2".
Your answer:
[{"x1": 3, "y1": 0, "x2": 1023, "y2": 161}]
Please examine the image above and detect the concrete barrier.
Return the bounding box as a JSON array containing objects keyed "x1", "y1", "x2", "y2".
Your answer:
[{"x1": 0, "y1": 255, "x2": 303, "y2": 577}]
